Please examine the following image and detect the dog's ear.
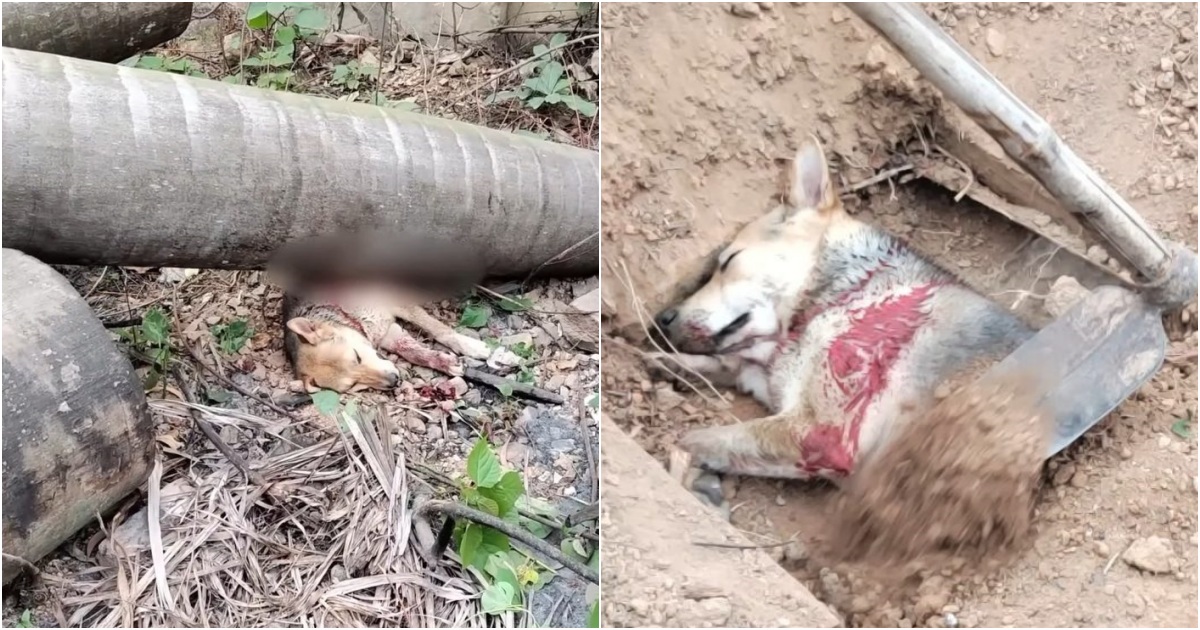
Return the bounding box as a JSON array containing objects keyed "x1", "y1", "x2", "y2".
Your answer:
[
  {"x1": 286, "y1": 317, "x2": 324, "y2": 345},
  {"x1": 781, "y1": 138, "x2": 838, "y2": 217}
]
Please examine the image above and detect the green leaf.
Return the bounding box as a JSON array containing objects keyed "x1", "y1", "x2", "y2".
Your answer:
[
  {"x1": 222, "y1": 74, "x2": 244, "y2": 84},
  {"x1": 459, "y1": 304, "x2": 491, "y2": 329},
  {"x1": 481, "y1": 581, "x2": 517, "y2": 615},
  {"x1": 136, "y1": 55, "x2": 165, "y2": 70},
  {"x1": 211, "y1": 318, "x2": 252, "y2": 354},
  {"x1": 311, "y1": 389, "x2": 340, "y2": 416},
  {"x1": 275, "y1": 25, "x2": 298, "y2": 45},
  {"x1": 496, "y1": 294, "x2": 533, "y2": 312},
  {"x1": 518, "y1": 515, "x2": 553, "y2": 539},
  {"x1": 480, "y1": 471, "x2": 524, "y2": 516},
  {"x1": 537, "y1": 62, "x2": 565, "y2": 93},
  {"x1": 558, "y1": 94, "x2": 598, "y2": 117},
  {"x1": 17, "y1": 610, "x2": 33, "y2": 629},
  {"x1": 466, "y1": 439, "x2": 503, "y2": 488},
  {"x1": 497, "y1": 381, "x2": 514, "y2": 397},
  {"x1": 246, "y1": 3, "x2": 271, "y2": 29},
  {"x1": 142, "y1": 308, "x2": 169, "y2": 345},
  {"x1": 293, "y1": 8, "x2": 328, "y2": 31},
  {"x1": 544, "y1": 93, "x2": 563, "y2": 104},
  {"x1": 560, "y1": 537, "x2": 590, "y2": 563},
  {"x1": 586, "y1": 393, "x2": 600, "y2": 410},
  {"x1": 527, "y1": 96, "x2": 546, "y2": 109},
  {"x1": 1171, "y1": 410, "x2": 1193, "y2": 439},
  {"x1": 144, "y1": 368, "x2": 162, "y2": 391},
  {"x1": 587, "y1": 600, "x2": 600, "y2": 628},
  {"x1": 510, "y1": 341, "x2": 536, "y2": 359},
  {"x1": 480, "y1": 526, "x2": 511, "y2": 557},
  {"x1": 549, "y1": 33, "x2": 568, "y2": 48},
  {"x1": 532, "y1": 44, "x2": 549, "y2": 57},
  {"x1": 459, "y1": 522, "x2": 483, "y2": 566},
  {"x1": 463, "y1": 486, "x2": 501, "y2": 516},
  {"x1": 205, "y1": 386, "x2": 233, "y2": 404}
]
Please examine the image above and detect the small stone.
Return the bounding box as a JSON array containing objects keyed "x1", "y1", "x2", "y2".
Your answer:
[
  {"x1": 1120, "y1": 447, "x2": 1133, "y2": 459},
  {"x1": 1070, "y1": 471, "x2": 1088, "y2": 488},
  {"x1": 944, "y1": 612, "x2": 959, "y2": 628},
  {"x1": 1094, "y1": 540, "x2": 1111, "y2": 557},
  {"x1": 730, "y1": 2, "x2": 761, "y2": 18},
  {"x1": 426, "y1": 424, "x2": 443, "y2": 440},
  {"x1": 1164, "y1": 175, "x2": 1179, "y2": 191},
  {"x1": 831, "y1": 7, "x2": 850, "y2": 23},
  {"x1": 656, "y1": 385, "x2": 686, "y2": 410},
  {"x1": 445, "y1": 376, "x2": 469, "y2": 397},
  {"x1": 1086, "y1": 244, "x2": 1110, "y2": 264},
  {"x1": 1157, "y1": 71, "x2": 1176, "y2": 91},
  {"x1": 863, "y1": 42, "x2": 891, "y2": 72},
  {"x1": 1161, "y1": 56, "x2": 1175, "y2": 72},
  {"x1": 1147, "y1": 174, "x2": 1166, "y2": 195},
  {"x1": 1123, "y1": 536, "x2": 1176, "y2": 573},
  {"x1": 1159, "y1": 434, "x2": 1173, "y2": 449},
  {"x1": 775, "y1": 494, "x2": 787, "y2": 506},
  {"x1": 406, "y1": 416, "x2": 426, "y2": 434},
  {"x1": 220, "y1": 424, "x2": 240, "y2": 445},
  {"x1": 985, "y1": 28, "x2": 1006, "y2": 56},
  {"x1": 1132, "y1": 90, "x2": 1147, "y2": 107},
  {"x1": 1045, "y1": 276, "x2": 1089, "y2": 318}
]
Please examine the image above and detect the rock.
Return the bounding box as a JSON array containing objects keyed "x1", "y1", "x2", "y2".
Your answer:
[
  {"x1": 830, "y1": 7, "x2": 850, "y2": 23},
  {"x1": 1157, "y1": 71, "x2": 1176, "y2": 91},
  {"x1": 656, "y1": 385, "x2": 686, "y2": 410},
  {"x1": 1148, "y1": 174, "x2": 1166, "y2": 195},
  {"x1": 1086, "y1": 244, "x2": 1110, "y2": 264},
  {"x1": 445, "y1": 376, "x2": 469, "y2": 397},
  {"x1": 222, "y1": 32, "x2": 247, "y2": 64},
  {"x1": 863, "y1": 42, "x2": 891, "y2": 72},
  {"x1": 406, "y1": 416, "x2": 426, "y2": 434},
  {"x1": 105, "y1": 507, "x2": 151, "y2": 555},
  {"x1": 1132, "y1": 90, "x2": 1147, "y2": 107},
  {"x1": 1094, "y1": 540, "x2": 1111, "y2": 557},
  {"x1": 730, "y1": 2, "x2": 761, "y2": 18},
  {"x1": 1122, "y1": 536, "x2": 1175, "y2": 573},
  {"x1": 985, "y1": 28, "x2": 1006, "y2": 56},
  {"x1": 1161, "y1": 56, "x2": 1174, "y2": 72},
  {"x1": 570, "y1": 288, "x2": 601, "y2": 320},
  {"x1": 1044, "y1": 276, "x2": 1089, "y2": 318},
  {"x1": 426, "y1": 424, "x2": 443, "y2": 440},
  {"x1": 500, "y1": 332, "x2": 534, "y2": 348}
]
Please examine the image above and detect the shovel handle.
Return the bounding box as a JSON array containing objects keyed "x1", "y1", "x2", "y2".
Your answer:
[{"x1": 846, "y1": 3, "x2": 1178, "y2": 286}]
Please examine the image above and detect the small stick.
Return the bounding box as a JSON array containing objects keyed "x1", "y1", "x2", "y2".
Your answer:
[
  {"x1": 171, "y1": 366, "x2": 268, "y2": 486},
  {"x1": 840, "y1": 164, "x2": 915, "y2": 196},
  {"x1": 693, "y1": 538, "x2": 796, "y2": 550},
  {"x1": 415, "y1": 499, "x2": 598, "y2": 584},
  {"x1": 103, "y1": 317, "x2": 144, "y2": 329},
  {"x1": 182, "y1": 343, "x2": 298, "y2": 419},
  {"x1": 463, "y1": 366, "x2": 564, "y2": 405},
  {"x1": 462, "y1": 34, "x2": 600, "y2": 97}
]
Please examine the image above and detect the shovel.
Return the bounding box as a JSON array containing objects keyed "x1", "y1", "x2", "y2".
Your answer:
[{"x1": 847, "y1": 3, "x2": 1198, "y2": 455}]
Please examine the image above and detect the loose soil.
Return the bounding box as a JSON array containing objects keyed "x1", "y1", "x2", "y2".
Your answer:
[{"x1": 601, "y1": 2, "x2": 1197, "y2": 627}]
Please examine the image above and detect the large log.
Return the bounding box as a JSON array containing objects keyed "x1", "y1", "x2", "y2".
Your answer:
[
  {"x1": 1, "y1": 47, "x2": 600, "y2": 278},
  {"x1": 2, "y1": 3, "x2": 193, "y2": 63},
  {"x1": 2, "y1": 249, "x2": 155, "y2": 585}
]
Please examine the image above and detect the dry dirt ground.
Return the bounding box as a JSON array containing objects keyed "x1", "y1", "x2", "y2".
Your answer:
[
  {"x1": 3, "y1": 4, "x2": 600, "y2": 628},
  {"x1": 601, "y1": 2, "x2": 1198, "y2": 628}
]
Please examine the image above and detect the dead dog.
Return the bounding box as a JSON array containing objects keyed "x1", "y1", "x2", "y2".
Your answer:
[
  {"x1": 283, "y1": 285, "x2": 519, "y2": 393},
  {"x1": 650, "y1": 138, "x2": 1034, "y2": 481}
]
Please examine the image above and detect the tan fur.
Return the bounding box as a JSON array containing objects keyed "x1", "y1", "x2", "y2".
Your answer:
[{"x1": 284, "y1": 285, "x2": 518, "y2": 393}]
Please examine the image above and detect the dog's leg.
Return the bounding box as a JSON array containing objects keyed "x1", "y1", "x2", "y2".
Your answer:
[
  {"x1": 644, "y1": 352, "x2": 741, "y2": 388},
  {"x1": 392, "y1": 305, "x2": 521, "y2": 368},
  {"x1": 680, "y1": 410, "x2": 845, "y2": 481},
  {"x1": 380, "y1": 322, "x2": 463, "y2": 376}
]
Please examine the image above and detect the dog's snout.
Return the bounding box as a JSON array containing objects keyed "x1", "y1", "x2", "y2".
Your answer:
[
  {"x1": 656, "y1": 308, "x2": 679, "y2": 329},
  {"x1": 386, "y1": 371, "x2": 400, "y2": 387}
]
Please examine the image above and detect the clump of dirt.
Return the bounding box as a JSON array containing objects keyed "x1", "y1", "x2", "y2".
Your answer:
[{"x1": 823, "y1": 374, "x2": 1049, "y2": 579}]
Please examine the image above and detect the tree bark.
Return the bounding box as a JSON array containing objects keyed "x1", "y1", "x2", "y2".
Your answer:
[
  {"x1": 2, "y1": 3, "x2": 193, "y2": 63},
  {"x1": 1, "y1": 47, "x2": 600, "y2": 278},
  {"x1": 2, "y1": 249, "x2": 155, "y2": 585}
]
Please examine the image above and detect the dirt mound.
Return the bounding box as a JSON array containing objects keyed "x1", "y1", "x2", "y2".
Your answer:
[{"x1": 824, "y1": 374, "x2": 1048, "y2": 579}]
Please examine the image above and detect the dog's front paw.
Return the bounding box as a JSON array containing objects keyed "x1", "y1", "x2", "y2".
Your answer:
[{"x1": 643, "y1": 352, "x2": 698, "y2": 389}]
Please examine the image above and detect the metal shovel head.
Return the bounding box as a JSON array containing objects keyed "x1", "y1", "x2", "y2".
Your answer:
[{"x1": 975, "y1": 285, "x2": 1166, "y2": 457}]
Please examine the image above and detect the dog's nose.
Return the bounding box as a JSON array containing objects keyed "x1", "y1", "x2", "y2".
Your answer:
[
  {"x1": 655, "y1": 308, "x2": 678, "y2": 329},
  {"x1": 386, "y1": 371, "x2": 400, "y2": 387}
]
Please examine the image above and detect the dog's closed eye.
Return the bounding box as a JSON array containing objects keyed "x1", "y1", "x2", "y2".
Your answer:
[
  {"x1": 353, "y1": 350, "x2": 362, "y2": 365},
  {"x1": 720, "y1": 251, "x2": 741, "y2": 272}
]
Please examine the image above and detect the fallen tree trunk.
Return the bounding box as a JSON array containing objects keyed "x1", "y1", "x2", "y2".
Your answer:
[
  {"x1": 0, "y1": 48, "x2": 600, "y2": 278},
  {"x1": 2, "y1": 3, "x2": 193, "y2": 63},
  {"x1": 2, "y1": 249, "x2": 155, "y2": 585}
]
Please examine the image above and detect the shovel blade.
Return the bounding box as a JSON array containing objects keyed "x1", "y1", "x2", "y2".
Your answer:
[{"x1": 978, "y1": 285, "x2": 1166, "y2": 456}]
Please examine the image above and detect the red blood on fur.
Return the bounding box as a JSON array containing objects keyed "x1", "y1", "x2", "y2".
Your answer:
[
  {"x1": 796, "y1": 282, "x2": 943, "y2": 475},
  {"x1": 798, "y1": 424, "x2": 855, "y2": 476}
]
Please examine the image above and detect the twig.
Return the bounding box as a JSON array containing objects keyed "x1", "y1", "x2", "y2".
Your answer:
[
  {"x1": 459, "y1": 25, "x2": 599, "y2": 36},
  {"x1": 2, "y1": 552, "x2": 40, "y2": 575},
  {"x1": 519, "y1": 231, "x2": 600, "y2": 290},
  {"x1": 191, "y1": 2, "x2": 223, "y2": 20},
  {"x1": 415, "y1": 499, "x2": 598, "y2": 584},
  {"x1": 182, "y1": 343, "x2": 299, "y2": 419},
  {"x1": 171, "y1": 366, "x2": 268, "y2": 486},
  {"x1": 840, "y1": 164, "x2": 915, "y2": 196},
  {"x1": 462, "y1": 366, "x2": 564, "y2": 405},
  {"x1": 934, "y1": 144, "x2": 975, "y2": 202},
  {"x1": 103, "y1": 317, "x2": 143, "y2": 329},
  {"x1": 84, "y1": 266, "x2": 109, "y2": 299},
  {"x1": 693, "y1": 538, "x2": 796, "y2": 550},
  {"x1": 577, "y1": 411, "x2": 599, "y2": 503},
  {"x1": 462, "y1": 34, "x2": 600, "y2": 97}
]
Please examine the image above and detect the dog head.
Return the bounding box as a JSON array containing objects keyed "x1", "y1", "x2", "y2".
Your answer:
[
  {"x1": 654, "y1": 139, "x2": 843, "y2": 354},
  {"x1": 286, "y1": 318, "x2": 400, "y2": 393}
]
